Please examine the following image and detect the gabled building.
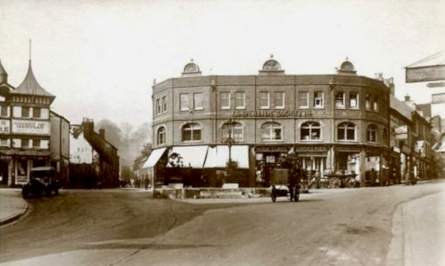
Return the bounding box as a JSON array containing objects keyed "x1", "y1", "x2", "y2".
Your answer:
[
  {"x1": 69, "y1": 118, "x2": 119, "y2": 188},
  {"x1": 0, "y1": 60, "x2": 58, "y2": 186}
]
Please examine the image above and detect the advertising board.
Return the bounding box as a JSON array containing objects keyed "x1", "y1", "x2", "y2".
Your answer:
[
  {"x1": 12, "y1": 120, "x2": 50, "y2": 135},
  {"x1": 0, "y1": 119, "x2": 10, "y2": 134}
]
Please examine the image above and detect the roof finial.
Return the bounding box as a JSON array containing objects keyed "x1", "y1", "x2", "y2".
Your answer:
[
  {"x1": 191, "y1": 58, "x2": 194, "y2": 62},
  {"x1": 29, "y1": 39, "x2": 32, "y2": 61},
  {"x1": 346, "y1": 57, "x2": 349, "y2": 61},
  {"x1": 270, "y1": 54, "x2": 274, "y2": 59}
]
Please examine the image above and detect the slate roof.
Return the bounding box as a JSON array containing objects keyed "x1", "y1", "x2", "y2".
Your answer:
[
  {"x1": 13, "y1": 61, "x2": 55, "y2": 97},
  {"x1": 390, "y1": 95, "x2": 413, "y2": 121}
]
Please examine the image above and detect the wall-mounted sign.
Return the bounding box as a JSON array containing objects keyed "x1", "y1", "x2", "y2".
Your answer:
[
  {"x1": 394, "y1": 125, "x2": 408, "y2": 134},
  {"x1": 406, "y1": 65, "x2": 445, "y2": 83},
  {"x1": 233, "y1": 110, "x2": 313, "y2": 118},
  {"x1": 12, "y1": 120, "x2": 50, "y2": 135},
  {"x1": 335, "y1": 145, "x2": 362, "y2": 152},
  {"x1": 294, "y1": 145, "x2": 327, "y2": 152},
  {"x1": 256, "y1": 145, "x2": 289, "y2": 153},
  {"x1": 0, "y1": 119, "x2": 10, "y2": 134}
]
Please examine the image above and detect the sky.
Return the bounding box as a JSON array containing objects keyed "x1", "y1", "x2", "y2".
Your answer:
[{"x1": 1, "y1": 0, "x2": 444, "y2": 129}]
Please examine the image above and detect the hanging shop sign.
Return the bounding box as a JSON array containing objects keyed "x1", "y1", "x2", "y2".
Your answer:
[
  {"x1": 406, "y1": 65, "x2": 445, "y2": 83},
  {"x1": 11, "y1": 120, "x2": 50, "y2": 135},
  {"x1": 0, "y1": 119, "x2": 10, "y2": 134},
  {"x1": 256, "y1": 145, "x2": 290, "y2": 153},
  {"x1": 233, "y1": 110, "x2": 313, "y2": 118}
]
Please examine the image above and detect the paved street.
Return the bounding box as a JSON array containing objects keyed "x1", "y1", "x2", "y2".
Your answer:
[{"x1": 1, "y1": 181, "x2": 445, "y2": 266}]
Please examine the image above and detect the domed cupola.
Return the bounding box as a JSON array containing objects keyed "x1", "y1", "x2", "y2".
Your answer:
[
  {"x1": 337, "y1": 58, "x2": 357, "y2": 75},
  {"x1": 0, "y1": 60, "x2": 8, "y2": 84},
  {"x1": 259, "y1": 54, "x2": 285, "y2": 75},
  {"x1": 181, "y1": 59, "x2": 202, "y2": 77}
]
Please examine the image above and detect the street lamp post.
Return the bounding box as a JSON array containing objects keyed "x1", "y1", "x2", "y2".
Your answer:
[{"x1": 222, "y1": 118, "x2": 237, "y2": 163}]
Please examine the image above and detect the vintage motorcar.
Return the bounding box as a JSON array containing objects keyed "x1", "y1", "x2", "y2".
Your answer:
[{"x1": 22, "y1": 167, "x2": 59, "y2": 199}]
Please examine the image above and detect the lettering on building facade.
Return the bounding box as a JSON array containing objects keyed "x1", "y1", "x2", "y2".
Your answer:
[
  {"x1": 233, "y1": 110, "x2": 313, "y2": 118},
  {"x1": 256, "y1": 145, "x2": 290, "y2": 153},
  {"x1": 11, "y1": 120, "x2": 50, "y2": 135}
]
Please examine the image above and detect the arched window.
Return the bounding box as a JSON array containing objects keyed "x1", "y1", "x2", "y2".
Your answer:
[
  {"x1": 301, "y1": 122, "x2": 321, "y2": 140},
  {"x1": 157, "y1": 127, "x2": 166, "y2": 145},
  {"x1": 261, "y1": 122, "x2": 282, "y2": 141},
  {"x1": 223, "y1": 122, "x2": 244, "y2": 141},
  {"x1": 337, "y1": 122, "x2": 356, "y2": 140},
  {"x1": 367, "y1": 124, "x2": 377, "y2": 142},
  {"x1": 182, "y1": 123, "x2": 201, "y2": 142}
]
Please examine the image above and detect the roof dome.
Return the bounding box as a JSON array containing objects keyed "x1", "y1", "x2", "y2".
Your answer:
[
  {"x1": 337, "y1": 58, "x2": 357, "y2": 75},
  {"x1": 182, "y1": 59, "x2": 202, "y2": 77},
  {"x1": 259, "y1": 55, "x2": 285, "y2": 75}
]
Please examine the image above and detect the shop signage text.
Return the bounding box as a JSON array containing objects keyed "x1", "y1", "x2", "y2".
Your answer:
[
  {"x1": 294, "y1": 146, "x2": 327, "y2": 152},
  {"x1": 233, "y1": 110, "x2": 312, "y2": 118},
  {"x1": 12, "y1": 120, "x2": 50, "y2": 135},
  {"x1": 256, "y1": 146, "x2": 289, "y2": 153}
]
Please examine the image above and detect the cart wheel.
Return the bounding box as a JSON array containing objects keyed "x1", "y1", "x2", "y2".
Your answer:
[
  {"x1": 293, "y1": 185, "x2": 300, "y2": 202},
  {"x1": 271, "y1": 187, "x2": 277, "y2": 202}
]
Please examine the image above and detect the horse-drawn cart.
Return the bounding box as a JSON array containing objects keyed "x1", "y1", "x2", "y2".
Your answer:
[{"x1": 270, "y1": 168, "x2": 300, "y2": 202}]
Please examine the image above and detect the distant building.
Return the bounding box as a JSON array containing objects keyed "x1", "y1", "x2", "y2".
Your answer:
[
  {"x1": 69, "y1": 118, "x2": 119, "y2": 188},
  {"x1": 0, "y1": 60, "x2": 67, "y2": 186}
]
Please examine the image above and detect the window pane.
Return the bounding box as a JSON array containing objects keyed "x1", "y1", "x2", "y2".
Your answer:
[
  {"x1": 193, "y1": 129, "x2": 201, "y2": 140},
  {"x1": 22, "y1": 139, "x2": 29, "y2": 148},
  {"x1": 299, "y1": 92, "x2": 309, "y2": 108},
  {"x1": 314, "y1": 92, "x2": 324, "y2": 107},
  {"x1": 338, "y1": 128, "x2": 345, "y2": 140},
  {"x1": 350, "y1": 93, "x2": 358, "y2": 108},
  {"x1": 33, "y1": 139, "x2": 41, "y2": 148},
  {"x1": 22, "y1": 107, "x2": 30, "y2": 117},
  {"x1": 373, "y1": 97, "x2": 379, "y2": 111},
  {"x1": 180, "y1": 94, "x2": 189, "y2": 110},
  {"x1": 301, "y1": 128, "x2": 310, "y2": 140},
  {"x1": 335, "y1": 92, "x2": 345, "y2": 108},
  {"x1": 260, "y1": 92, "x2": 269, "y2": 108},
  {"x1": 274, "y1": 128, "x2": 282, "y2": 140},
  {"x1": 274, "y1": 92, "x2": 284, "y2": 108},
  {"x1": 1, "y1": 106, "x2": 7, "y2": 116},
  {"x1": 366, "y1": 94, "x2": 371, "y2": 109},
  {"x1": 162, "y1": 97, "x2": 167, "y2": 112},
  {"x1": 183, "y1": 129, "x2": 191, "y2": 141},
  {"x1": 221, "y1": 92, "x2": 230, "y2": 109},
  {"x1": 194, "y1": 93, "x2": 203, "y2": 110},
  {"x1": 33, "y1": 107, "x2": 41, "y2": 118},
  {"x1": 235, "y1": 92, "x2": 245, "y2": 108},
  {"x1": 347, "y1": 128, "x2": 355, "y2": 140}
]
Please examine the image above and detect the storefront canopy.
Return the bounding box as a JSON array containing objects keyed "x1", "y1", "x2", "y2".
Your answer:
[
  {"x1": 167, "y1": 146, "x2": 209, "y2": 168},
  {"x1": 204, "y1": 145, "x2": 250, "y2": 169},
  {"x1": 142, "y1": 148, "x2": 167, "y2": 168}
]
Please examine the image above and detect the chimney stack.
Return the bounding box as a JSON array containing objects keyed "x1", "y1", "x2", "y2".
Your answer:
[
  {"x1": 99, "y1": 128, "x2": 105, "y2": 138},
  {"x1": 404, "y1": 95, "x2": 410, "y2": 102}
]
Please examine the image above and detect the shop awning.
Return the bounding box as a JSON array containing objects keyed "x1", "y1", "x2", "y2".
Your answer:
[
  {"x1": 167, "y1": 146, "x2": 209, "y2": 168},
  {"x1": 204, "y1": 145, "x2": 249, "y2": 169},
  {"x1": 142, "y1": 148, "x2": 167, "y2": 168}
]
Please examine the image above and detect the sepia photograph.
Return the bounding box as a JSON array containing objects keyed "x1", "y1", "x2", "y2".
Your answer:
[{"x1": 1, "y1": 0, "x2": 444, "y2": 265}]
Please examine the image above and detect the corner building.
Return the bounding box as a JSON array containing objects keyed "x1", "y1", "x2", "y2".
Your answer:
[{"x1": 151, "y1": 57, "x2": 391, "y2": 187}]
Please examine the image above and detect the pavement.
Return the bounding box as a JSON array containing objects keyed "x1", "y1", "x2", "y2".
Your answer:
[{"x1": 0, "y1": 189, "x2": 28, "y2": 226}]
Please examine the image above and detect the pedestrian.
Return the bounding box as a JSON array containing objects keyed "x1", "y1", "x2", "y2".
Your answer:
[{"x1": 369, "y1": 168, "x2": 376, "y2": 186}]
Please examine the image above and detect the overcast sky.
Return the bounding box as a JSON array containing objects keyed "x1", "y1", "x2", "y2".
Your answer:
[{"x1": 1, "y1": 0, "x2": 444, "y2": 127}]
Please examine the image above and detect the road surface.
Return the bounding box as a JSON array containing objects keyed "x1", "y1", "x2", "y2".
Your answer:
[{"x1": 1, "y1": 181, "x2": 444, "y2": 266}]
